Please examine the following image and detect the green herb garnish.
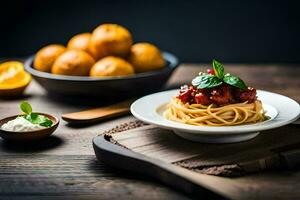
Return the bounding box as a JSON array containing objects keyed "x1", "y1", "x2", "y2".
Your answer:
[
  {"x1": 223, "y1": 73, "x2": 247, "y2": 90},
  {"x1": 212, "y1": 59, "x2": 224, "y2": 79},
  {"x1": 20, "y1": 101, "x2": 53, "y2": 127},
  {"x1": 192, "y1": 60, "x2": 247, "y2": 90},
  {"x1": 191, "y1": 74, "x2": 223, "y2": 89},
  {"x1": 20, "y1": 101, "x2": 32, "y2": 115}
]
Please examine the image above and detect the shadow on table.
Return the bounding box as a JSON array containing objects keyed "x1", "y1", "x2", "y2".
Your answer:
[
  {"x1": 45, "y1": 85, "x2": 182, "y2": 107},
  {"x1": 47, "y1": 93, "x2": 130, "y2": 107},
  {"x1": 0, "y1": 94, "x2": 34, "y2": 101},
  {"x1": 87, "y1": 158, "x2": 193, "y2": 198},
  {"x1": 87, "y1": 158, "x2": 156, "y2": 181},
  {"x1": 0, "y1": 135, "x2": 64, "y2": 153}
]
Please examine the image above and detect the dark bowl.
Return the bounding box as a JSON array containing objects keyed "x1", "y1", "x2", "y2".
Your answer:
[
  {"x1": 24, "y1": 52, "x2": 179, "y2": 100},
  {"x1": 0, "y1": 113, "x2": 59, "y2": 142}
]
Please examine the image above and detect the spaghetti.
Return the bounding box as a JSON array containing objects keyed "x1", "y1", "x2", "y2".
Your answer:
[{"x1": 164, "y1": 97, "x2": 266, "y2": 126}]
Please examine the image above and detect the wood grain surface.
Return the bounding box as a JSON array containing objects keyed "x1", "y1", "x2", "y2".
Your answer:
[
  {"x1": 0, "y1": 63, "x2": 299, "y2": 199},
  {"x1": 112, "y1": 125, "x2": 300, "y2": 165}
]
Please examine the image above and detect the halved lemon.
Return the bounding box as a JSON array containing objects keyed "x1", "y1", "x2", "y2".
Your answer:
[{"x1": 0, "y1": 61, "x2": 32, "y2": 97}]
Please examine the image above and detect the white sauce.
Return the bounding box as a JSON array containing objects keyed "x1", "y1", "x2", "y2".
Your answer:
[{"x1": 1, "y1": 117, "x2": 44, "y2": 132}]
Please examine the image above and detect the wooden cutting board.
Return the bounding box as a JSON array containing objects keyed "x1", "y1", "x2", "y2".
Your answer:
[{"x1": 93, "y1": 124, "x2": 300, "y2": 199}]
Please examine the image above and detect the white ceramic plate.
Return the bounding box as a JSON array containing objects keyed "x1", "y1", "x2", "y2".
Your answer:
[{"x1": 131, "y1": 90, "x2": 300, "y2": 143}]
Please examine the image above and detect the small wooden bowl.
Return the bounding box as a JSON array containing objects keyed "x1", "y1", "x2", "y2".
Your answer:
[{"x1": 0, "y1": 113, "x2": 59, "y2": 142}]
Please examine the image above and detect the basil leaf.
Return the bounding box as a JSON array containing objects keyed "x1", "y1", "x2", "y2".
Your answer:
[
  {"x1": 20, "y1": 101, "x2": 32, "y2": 115},
  {"x1": 192, "y1": 75, "x2": 207, "y2": 86},
  {"x1": 30, "y1": 113, "x2": 38, "y2": 120},
  {"x1": 24, "y1": 113, "x2": 37, "y2": 122},
  {"x1": 24, "y1": 114, "x2": 53, "y2": 127},
  {"x1": 39, "y1": 119, "x2": 53, "y2": 127},
  {"x1": 192, "y1": 75, "x2": 223, "y2": 89},
  {"x1": 212, "y1": 59, "x2": 224, "y2": 79},
  {"x1": 223, "y1": 74, "x2": 247, "y2": 90}
]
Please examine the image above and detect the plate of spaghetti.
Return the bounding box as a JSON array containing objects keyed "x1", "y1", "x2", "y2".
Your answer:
[{"x1": 131, "y1": 60, "x2": 300, "y2": 143}]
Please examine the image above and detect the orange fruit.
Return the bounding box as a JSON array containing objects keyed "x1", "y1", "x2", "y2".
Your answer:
[
  {"x1": 67, "y1": 33, "x2": 92, "y2": 54},
  {"x1": 0, "y1": 61, "x2": 31, "y2": 97},
  {"x1": 89, "y1": 24, "x2": 133, "y2": 59},
  {"x1": 128, "y1": 43, "x2": 166, "y2": 73},
  {"x1": 34, "y1": 44, "x2": 66, "y2": 72},
  {"x1": 90, "y1": 56, "x2": 134, "y2": 77},
  {"x1": 52, "y1": 50, "x2": 95, "y2": 76}
]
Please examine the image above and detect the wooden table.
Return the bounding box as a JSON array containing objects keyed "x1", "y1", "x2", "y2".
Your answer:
[{"x1": 0, "y1": 64, "x2": 299, "y2": 200}]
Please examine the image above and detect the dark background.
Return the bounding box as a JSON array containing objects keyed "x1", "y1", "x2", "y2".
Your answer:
[{"x1": 1, "y1": 0, "x2": 300, "y2": 63}]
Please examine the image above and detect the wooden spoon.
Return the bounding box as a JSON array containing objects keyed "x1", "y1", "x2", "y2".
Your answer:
[{"x1": 61, "y1": 99, "x2": 134, "y2": 124}]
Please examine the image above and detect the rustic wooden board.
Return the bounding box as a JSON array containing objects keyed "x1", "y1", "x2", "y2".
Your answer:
[
  {"x1": 93, "y1": 123, "x2": 300, "y2": 200},
  {"x1": 0, "y1": 63, "x2": 300, "y2": 199},
  {"x1": 93, "y1": 136, "x2": 227, "y2": 199},
  {"x1": 111, "y1": 125, "x2": 300, "y2": 165}
]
